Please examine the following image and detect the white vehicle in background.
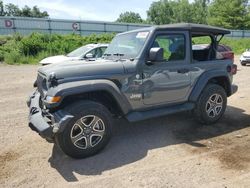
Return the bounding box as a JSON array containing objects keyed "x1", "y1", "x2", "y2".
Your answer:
[
  {"x1": 240, "y1": 49, "x2": 250, "y2": 66},
  {"x1": 39, "y1": 43, "x2": 108, "y2": 65}
]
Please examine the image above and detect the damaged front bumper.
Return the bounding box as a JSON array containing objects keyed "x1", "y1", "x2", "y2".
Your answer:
[{"x1": 27, "y1": 91, "x2": 73, "y2": 142}]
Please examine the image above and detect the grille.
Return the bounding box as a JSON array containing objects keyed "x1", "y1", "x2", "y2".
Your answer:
[{"x1": 37, "y1": 73, "x2": 47, "y2": 99}]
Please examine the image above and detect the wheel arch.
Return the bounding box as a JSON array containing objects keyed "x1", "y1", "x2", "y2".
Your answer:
[
  {"x1": 189, "y1": 70, "x2": 232, "y2": 102},
  {"x1": 46, "y1": 79, "x2": 131, "y2": 115},
  {"x1": 60, "y1": 90, "x2": 125, "y2": 116}
]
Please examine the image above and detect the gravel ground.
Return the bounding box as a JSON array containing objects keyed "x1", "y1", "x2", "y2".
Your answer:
[{"x1": 0, "y1": 56, "x2": 250, "y2": 188}]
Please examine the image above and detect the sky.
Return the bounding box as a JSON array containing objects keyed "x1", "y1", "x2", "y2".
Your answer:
[{"x1": 3, "y1": 0, "x2": 158, "y2": 21}]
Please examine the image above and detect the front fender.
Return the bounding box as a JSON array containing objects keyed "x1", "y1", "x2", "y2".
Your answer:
[
  {"x1": 189, "y1": 70, "x2": 231, "y2": 102},
  {"x1": 45, "y1": 79, "x2": 131, "y2": 114}
]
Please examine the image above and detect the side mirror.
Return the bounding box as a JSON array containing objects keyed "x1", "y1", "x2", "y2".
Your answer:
[
  {"x1": 148, "y1": 47, "x2": 164, "y2": 62},
  {"x1": 85, "y1": 53, "x2": 94, "y2": 59}
]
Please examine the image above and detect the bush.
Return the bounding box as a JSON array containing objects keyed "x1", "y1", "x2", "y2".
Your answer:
[
  {"x1": 0, "y1": 32, "x2": 115, "y2": 64},
  {"x1": 0, "y1": 32, "x2": 248, "y2": 65},
  {"x1": 4, "y1": 50, "x2": 22, "y2": 64},
  {"x1": 20, "y1": 33, "x2": 46, "y2": 56},
  {"x1": 221, "y1": 37, "x2": 250, "y2": 54}
]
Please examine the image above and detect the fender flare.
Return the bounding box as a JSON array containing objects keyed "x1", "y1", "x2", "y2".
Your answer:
[
  {"x1": 189, "y1": 70, "x2": 231, "y2": 102},
  {"x1": 45, "y1": 79, "x2": 131, "y2": 114}
]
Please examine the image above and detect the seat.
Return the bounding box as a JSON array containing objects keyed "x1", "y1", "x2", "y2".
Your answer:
[{"x1": 168, "y1": 42, "x2": 185, "y2": 61}]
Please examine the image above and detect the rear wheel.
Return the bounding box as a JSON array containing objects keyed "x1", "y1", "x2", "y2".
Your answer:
[
  {"x1": 55, "y1": 101, "x2": 113, "y2": 159},
  {"x1": 241, "y1": 62, "x2": 246, "y2": 66},
  {"x1": 194, "y1": 84, "x2": 227, "y2": 124}
]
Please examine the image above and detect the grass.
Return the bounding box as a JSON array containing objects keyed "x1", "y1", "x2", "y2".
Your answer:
[{"x1": 0, "y1": 32, "x2": 249, "y2": 64}]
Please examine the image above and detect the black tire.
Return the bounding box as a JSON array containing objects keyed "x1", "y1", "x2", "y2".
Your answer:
[
  {"x1": 55, "y1": 100, "x2": 113, "y2": 159},
  {"x1": 194, "y1": 84, "x2": 227, "y2": 125},
  {"x1": 241, "y1": 63, "x2": 246, "y2": 66}
]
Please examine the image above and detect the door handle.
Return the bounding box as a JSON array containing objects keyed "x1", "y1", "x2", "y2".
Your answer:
[{"x1": 177, "y1": 68, "x2": 189, "y2": 74}]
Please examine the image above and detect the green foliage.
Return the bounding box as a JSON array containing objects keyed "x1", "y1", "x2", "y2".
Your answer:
[
  {"x1": 221, "y1": 37, "x2": 250, "y2": 54},
  {"x1": 146, "y1": 0, "x2": 249, "y2": 29},
  {"x1": 0, "y1": 32, "x2": 115, "y2": 64},
  {"x1": 208, "y1": 0, "x2": 249, "y2": 29},
  {"x1": 4, "y1": 50, "x2": 22, "y2": 64},
  {"x1": 0, "y1": 32, "x2": 248, "y2": 64},
  {"x1": 192, "y1": 0, "x2": 209, "y2": 24},
  {"x1": 116, "y1": 11, "x2": 144, "y2": 24},
  {"x1": 0, "y1": 0, "x2": 49, "y2": 18},
  {"x1": 147, "y1": 0, "x2": 209, "y2": 24},
  {"x1": 147, "y1": 0, "x2": 175, "y2": 25}
]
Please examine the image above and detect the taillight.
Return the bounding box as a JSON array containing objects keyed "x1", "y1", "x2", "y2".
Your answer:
[
  {"x1": 227, "y1": 64, "x2": 237, "y2": 74},
  {"x1": 231, "y1": 64, "x2": 237, "y2": 74},
  {"x1": 223, "y1": 52, "x2": 234, "y2": 62}
]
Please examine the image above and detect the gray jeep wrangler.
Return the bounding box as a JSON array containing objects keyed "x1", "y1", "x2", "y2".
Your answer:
[{"x1": 27, "y1": 23, "x2": 238, "y2": 158}]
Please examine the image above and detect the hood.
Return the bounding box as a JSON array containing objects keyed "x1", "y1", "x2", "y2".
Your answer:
[
  {"x1": 242, "y1": 51, "x2": 250, "y2": 57},
  {"x1": 39, "y1": 55, "x2": 79, "y2": 65},
  {"x1": 38, "y1": 59, "x2": 126, "y2": 82}
]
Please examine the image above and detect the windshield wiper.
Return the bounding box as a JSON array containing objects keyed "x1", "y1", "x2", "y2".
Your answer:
[
  {"x1": 113, "y1": 53, "x2": 124, "y2": 57},
  {"x1": 103, "y1": 53, "x2": 112, "y2": 56},
  {"x1": 103, "y1": 53, "x2": 129, "y2": 61}
]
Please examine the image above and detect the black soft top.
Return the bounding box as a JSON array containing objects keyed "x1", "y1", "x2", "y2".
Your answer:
[{"x1": 155, "y1": 23, "x2": 230, "y2": 35}]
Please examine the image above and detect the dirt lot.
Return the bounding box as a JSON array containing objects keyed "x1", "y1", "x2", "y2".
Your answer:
[{"x1": 0, "y1": 56, "x2": 250, "y2": 188}]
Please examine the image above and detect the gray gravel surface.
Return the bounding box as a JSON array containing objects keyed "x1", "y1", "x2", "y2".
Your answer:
[{"x1": 0, "y1": 57, "x2": 250, "y2": 188}]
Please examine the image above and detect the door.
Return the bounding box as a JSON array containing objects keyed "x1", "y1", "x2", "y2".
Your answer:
[{"x1": 142, "y1": 32, "x2": 192, "y2": 105}]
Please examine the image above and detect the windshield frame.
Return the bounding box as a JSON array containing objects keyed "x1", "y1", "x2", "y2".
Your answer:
[{"x1": 104, "y1": 29, "x2": 152, "y2": 60}]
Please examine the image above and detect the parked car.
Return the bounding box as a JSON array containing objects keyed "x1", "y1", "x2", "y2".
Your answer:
[
  {"x1": 240, "y1": 49, "x2": 250, "y2": 66},
  {"x1": 28, "y1": 23, "x2": 238, "y2": 159},
  {"x1": 218, "y1": 44, "x2": 234, "y2": 61},
  {"x1": 39, "y1": 43, "x2": 108, "y2": 65},
  {"x1": 192, "y1": 44, "x2": 234, "y2": 61}
]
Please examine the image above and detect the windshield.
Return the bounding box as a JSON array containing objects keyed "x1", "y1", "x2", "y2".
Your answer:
[
  {"x1": 67, "y1": 46, "x2": 92, "y2": 57},
  {"x1": 104, "y1": 31, "x2": 149, "y2": 59}
]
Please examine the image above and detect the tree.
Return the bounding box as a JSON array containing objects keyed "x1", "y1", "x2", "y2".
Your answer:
[
  {"x1": 208, "y1": 0, "x2": 249, "y2": 29},
  {"x1": 147, "y1": 0, "x2": 197, "y2": 24},
  {"x1": 172, "y1": 0, "x2": 194, "y2": 23},
  {"x1": 21, "y1": 5, "x2": 32, "y2": 17},
  {"x1": 191, "y1": 0, "x2": 210, "y2": 24},
  {"x1": 0, "y1": 0, "x2": 49, "y2": 18},
  {"x1": 147, "y1": 0, "x2": 174, "y2": 24},
  {"x1": 116, "y1": 11, "x2": 144, "y2": 23},
  {"x1": 31, "y1": 6, "x2": 49, "y2": 18},
  {"x1": 4, "y1": 3, "x2": 21, "y2": 16},
  {"x1": 0, "y1": 0, "x2": 4, "y2": 16}
]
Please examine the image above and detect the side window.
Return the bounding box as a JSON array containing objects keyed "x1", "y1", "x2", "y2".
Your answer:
[
  {"x1": 192, "y1": 35, "x2": 213, "y2": 62},
  {"x1": 87, "y1": 49, "x2": 96, "y2": 57},
  {"x1": 100, "y1": 47, "x2": 107, "y2": 53},
  {"x1": 94, "y1": 48, "x2": 103, "y2": 58},
  {"x1": 99, "y1": 47, "x2": 107, "y2": 57},
  {"x1": 152, "y1": 34, "x2": 185, "y2": 61}
]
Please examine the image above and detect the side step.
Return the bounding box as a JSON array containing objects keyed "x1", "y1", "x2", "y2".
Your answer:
[{"x1": 126, "y1": 103, "x2": 195, "y2": 122}]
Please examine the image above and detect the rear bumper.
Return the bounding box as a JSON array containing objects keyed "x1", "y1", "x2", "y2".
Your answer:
[
  {"x1": 231, "y1": 84, "x2": 238, "y2": 95},
  {"x1": 240, "y1": 57, "x2": 250, "y2": 63},
  {"x1": 241, "y1": 60, "x2": 250, "y2": 64},
  {"x1": 27, "y1": 91, "x2": 73, "y2": 141}
]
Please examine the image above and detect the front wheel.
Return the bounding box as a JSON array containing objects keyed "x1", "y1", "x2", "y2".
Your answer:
[
  {"x1": 194, "y1": 84, "x2": 227, "y2": 124},
  {"x1": 55, "y1": 101, "x2": 113, "y2": 159}
]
